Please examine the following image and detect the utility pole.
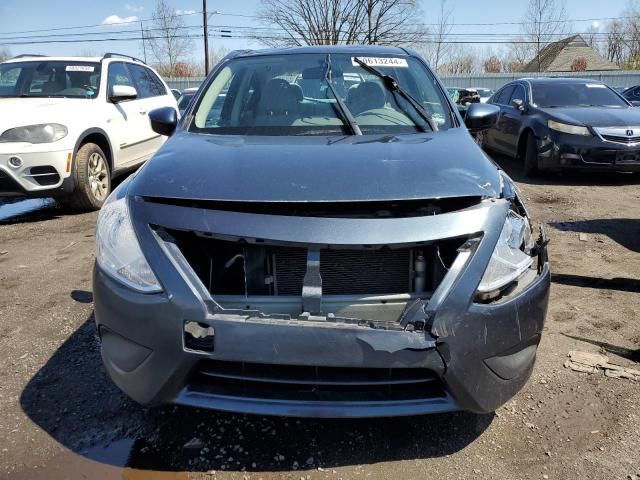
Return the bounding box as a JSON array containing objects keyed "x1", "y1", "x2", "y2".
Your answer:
[
  {"x1": 203, "y1": 0, "x2": 209, "y2": 75},
  {"x1": 140, "y1": 21, "x2": 147, "y2": 63}
]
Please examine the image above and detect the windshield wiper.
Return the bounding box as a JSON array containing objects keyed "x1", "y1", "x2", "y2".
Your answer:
[
  {"x1": 353, "y1": 57, "x2": 437, "y2": 132},
  {"x1": 324, "y1": 54, "x2": 362, "y2": 136}
]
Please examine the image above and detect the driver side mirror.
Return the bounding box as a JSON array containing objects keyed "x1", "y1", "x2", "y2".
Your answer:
[
  {"x1": 149, "y1": 107, "x2": 178, "y2": 136},
  {"x1": 109, "y1": 84, "x2": 137, "y2": 102},
  {"x1": 512, "y1": 98, "x2": 526, "y2": 112},
  {"x1": 464, "y1": 103, "x2": 500, "y2": 132}
]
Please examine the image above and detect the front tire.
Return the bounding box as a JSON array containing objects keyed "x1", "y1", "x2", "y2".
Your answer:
[
  {"x1": 68, "y1": 143, "x2": 111, "y2": 211},
  {"x1": 523, "y1": 133, "x2": 539, "y2": 178}
]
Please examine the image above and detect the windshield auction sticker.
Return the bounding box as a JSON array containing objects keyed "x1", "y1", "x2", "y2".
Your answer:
[
  {"x1": 66, "y1": 65, "x2": 95, "y2": 72},
  {"x1": 352, "y1": 57, "x2": 408, "y2": 68}
]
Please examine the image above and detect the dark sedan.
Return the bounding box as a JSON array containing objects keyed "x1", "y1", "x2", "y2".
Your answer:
[
  {"x1": 93, "y1": 46, "x2": 549, "y2": 417},
  {"x1": 482, "y1": 77, "x2": 640, "y2": 176}
]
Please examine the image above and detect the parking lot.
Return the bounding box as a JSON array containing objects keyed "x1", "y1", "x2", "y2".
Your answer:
[{"x1": 0, "y1": 153, "x2": 637, "y2": 480}]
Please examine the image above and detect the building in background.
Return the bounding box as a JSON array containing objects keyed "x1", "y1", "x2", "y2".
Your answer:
[{"x1": 522, "y1": 35, "x2": 619, "y2": 73}]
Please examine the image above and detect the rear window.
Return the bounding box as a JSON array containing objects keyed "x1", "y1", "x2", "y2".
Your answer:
[
  {"x1": 0, "y1": 60, "x2": 101, "y2": 98},
  {"x1": 532, "y1": 82, "x2": 628, "y2": 108}
]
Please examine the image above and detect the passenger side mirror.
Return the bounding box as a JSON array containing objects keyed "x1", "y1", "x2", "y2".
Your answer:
[
  {"x1": 149, "y1": 107, "x2": 178, "y2": 136},
  {"x1": 464, "y1": 103, "x2": 500, "y2": 132},
  {"x1": 512, "y1": 98, "x2": 526, "y2": 112},
  {"x1": 109, "y1": 85, "x2": 137, "y2": 102}
]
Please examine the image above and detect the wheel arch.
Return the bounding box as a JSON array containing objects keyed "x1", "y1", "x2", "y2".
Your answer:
[
  {"x1": 74, "y1": 128, "x2": 114, "y2": 174},
  {"x1": 517, "y1": 127, "x2": 536, "y2": 159}
]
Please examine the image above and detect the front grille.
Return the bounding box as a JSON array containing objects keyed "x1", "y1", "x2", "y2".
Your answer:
[
  {"x1": 601, "y1": 134, "x2": 640, "y2": 144},
  {"x1": 188, "y1": 360, "x2": 446, "y2": 402},
  {"x1": 165, "y1": 229, "x2": 461, "y2": 298}
]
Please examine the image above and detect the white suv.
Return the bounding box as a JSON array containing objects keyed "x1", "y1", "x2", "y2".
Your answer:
[{"x1": 0, "y1": 53, "x2": 177, "y2": 210}]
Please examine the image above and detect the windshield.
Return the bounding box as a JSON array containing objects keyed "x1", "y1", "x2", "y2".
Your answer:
[
  {"x1": 532, "y1": 82, "x2": 628, "y2": 108},
  {"x1": 0, "y1": 61, "x2": 101, "y2": 99},
  {"x1": 189, "y1": 53, "x2": 452, "y2": 136},
  {"x1": 476, "y1": 89, "x2": 492, "y2": 97},
  {"x1": 178, "y1": 93, "x2": 195, "y2": 110}
]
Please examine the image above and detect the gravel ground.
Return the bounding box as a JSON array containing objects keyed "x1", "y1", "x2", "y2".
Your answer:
[{"x1": 0, "y1": 155, "x2": 639, "y2": 480}]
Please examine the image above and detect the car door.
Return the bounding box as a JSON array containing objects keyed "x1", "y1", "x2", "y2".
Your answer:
[
  {"x1": 106, "y1": 62, "x2": 149, "y2": 168},
  {"x1": 501, "y1": 83, "x2": 527, "y2": 157},
  {"x1": 486, "y1": 85, "x2": 515, "y2": 153},
  {"x1": 127, "y1": 64, "x2": 173, "y2": 161}
]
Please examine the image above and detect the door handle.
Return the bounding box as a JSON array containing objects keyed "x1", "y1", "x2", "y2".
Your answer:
[{"x1": 139, "y1": 110, "x2": 147, "y2": 115}]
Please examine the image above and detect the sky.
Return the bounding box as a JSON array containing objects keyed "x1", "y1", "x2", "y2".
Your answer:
[{"x1": 0, "y1": 0, "x2": 630, "y2": 65}]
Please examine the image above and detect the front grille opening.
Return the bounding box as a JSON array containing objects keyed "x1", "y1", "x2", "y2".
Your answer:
[
  {"x1": 602, "y1": 134, "x2": 640, "y2": 144},
  {"x1": 165, "y1": 229, "x2": 463, "y2": 299},
  {"x1": 188, "y1": 360, "x2": 447, "y2": 402},
  {"x1": 0, "y1": 171, "x2": 23, "y2": 194},
  {"x1": 28, "y1": 166, "x2": 60, "y2": 186},
  {"x1": 144, "y1": 196, "x2": 482, "y2": 218}
]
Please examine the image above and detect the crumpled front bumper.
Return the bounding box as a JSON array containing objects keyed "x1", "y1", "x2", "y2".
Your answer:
[{"x1": 93, "y1": 196, "x2": 550, "y2": 417}]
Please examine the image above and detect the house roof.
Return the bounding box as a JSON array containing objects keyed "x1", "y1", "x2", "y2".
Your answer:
[{"x1": 522, "y1": 35, "x2": 619, "y2": 72}]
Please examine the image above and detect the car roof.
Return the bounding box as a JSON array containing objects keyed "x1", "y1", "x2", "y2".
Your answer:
[
  {"x1": 231, "y1": 45, "x2": 410, "y2": 58},
  {"x1": 1, "y1": 55, "x2": 146, "y2": 65},
  {"x1": 518, "y1": 77, "x2": 604, "y2": 85}
]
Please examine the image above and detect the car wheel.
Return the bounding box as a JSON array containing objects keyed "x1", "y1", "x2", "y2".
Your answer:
[
  {"x1": 523, "y1": 133, "x2": 539, "y2": 177},
  {"x1": 68, "y1": 143, "x2": 111, "y2": 211}
]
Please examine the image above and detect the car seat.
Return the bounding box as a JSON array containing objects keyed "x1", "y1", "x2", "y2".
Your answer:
[
  {"x1": 255, "y1": 78, "x2": 302, "y2": 125},
  {"x1": 347, "y1": 81, "x2": 386, "y2": 115}
]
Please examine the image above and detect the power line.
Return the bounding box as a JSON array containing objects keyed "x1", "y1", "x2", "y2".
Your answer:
[{"x1": 0, "y1": 11, "x2": 638, "y2": 40}]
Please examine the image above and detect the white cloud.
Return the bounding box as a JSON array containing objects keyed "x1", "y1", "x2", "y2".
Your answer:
[
  {"x1": 124, "y1": 3, "x2": 144, "y2": 12},
  {"x1": 175, "y1": 9, "x2": 196, "y2": 15},
  {"x1": 102, "y1": 14, "x2": 139, "y2": 25}
]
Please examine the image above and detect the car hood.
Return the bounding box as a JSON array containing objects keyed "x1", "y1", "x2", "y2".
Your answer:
[
  {"x1": 0, "y1": 97, "x2": 95, "y2": 133},
  {"x1": 130, "y1": 128, "x2": 501, "y2": 203},
  {"x1": 541, "y1": 106, "x2": 640, "y2": 127}
]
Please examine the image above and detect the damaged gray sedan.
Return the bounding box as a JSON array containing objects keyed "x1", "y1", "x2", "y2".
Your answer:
[{"x1": 93, "y1": 46, "x2": 550, "y2": 417}]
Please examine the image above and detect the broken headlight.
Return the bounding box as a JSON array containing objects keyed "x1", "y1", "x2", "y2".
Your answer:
[
  {"x1": 96, "y1": 196, "x2": 162, "y2": 293},
  {"x1": 477, "y1": 209, "x2": 534, "y2": 296}
]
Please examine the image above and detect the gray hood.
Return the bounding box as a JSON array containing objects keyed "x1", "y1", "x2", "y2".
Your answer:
[{"x1": 130, "y1": 127, "x2": 500, "y2": 202}]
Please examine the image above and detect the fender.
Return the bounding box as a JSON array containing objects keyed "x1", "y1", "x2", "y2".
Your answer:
[
  {"x1": 73, "y1": 127, "x2": 114, "y2": 166},
  {"x1": 60, "y1": 128, "x2": 114, "y2": 194}
]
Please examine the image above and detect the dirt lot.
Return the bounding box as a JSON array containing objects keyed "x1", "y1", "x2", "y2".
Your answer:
[{"x1": 0, "y1": 155, "x2": 639, "y2": 480}]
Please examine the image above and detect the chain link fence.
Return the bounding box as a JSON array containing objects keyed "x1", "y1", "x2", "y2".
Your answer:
[{"x1": 165, "y1": 71, "x2": 640, "y2": 93}]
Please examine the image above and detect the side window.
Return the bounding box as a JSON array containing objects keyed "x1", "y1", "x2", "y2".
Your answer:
[
  {"x1": 107, "y1": 62, "x2": 134, "y2": 92},
  {"x1": 632, "y1": 87, "x2": 640, "y2": 99},
  {"x1": 129, "y1": 64, "x2": 167, "y2": 98},
  {"x1": 497, "y1": 85, "x2": 515, "y2": 105},
  {"x1": 0, "y1": 67, "x2": 22, "y2": 95},
  {"x1": 509, "y1": 84, "x2": 526, "y2": 104}
]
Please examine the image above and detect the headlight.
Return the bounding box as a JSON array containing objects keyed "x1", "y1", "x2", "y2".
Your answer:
[
  {"x1": 547, "y1": 120, "x2": 590, "y2": 136},
  {"x1": 477, "y1": 210, "x2": 534, "y2": 295},
  {"x1": 96, "y1": 196, "x2": 162, "y2": 293},
  {"x1": 0, "y1": 123, "x2": 68, "y2": 144}
]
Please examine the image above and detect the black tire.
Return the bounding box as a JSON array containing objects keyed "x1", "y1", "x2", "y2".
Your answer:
[
  {"x1": 68, "y1": 143, "x2": 111, "y2": 211},
  {"x1": 523, "y1": 133, "x2": 539, "y2": 178}
]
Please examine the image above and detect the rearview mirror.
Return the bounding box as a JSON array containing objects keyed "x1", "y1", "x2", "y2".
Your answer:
[
  {"x1": 512, "y1": 98, "x2": 525, "y2": 111},
  {"x1": 149, "y1": 107, "x2": 178, "y2": 136},
  {"x1": 109, "y1": 84, "x2": 137, "y2": 102},
  {"x1": 464, "y1": 103, "x2": 500, "y2": 132}
]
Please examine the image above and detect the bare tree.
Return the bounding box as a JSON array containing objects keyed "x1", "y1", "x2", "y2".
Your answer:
[
  {"x1": 484, "y1": 55, "x2": 501, "y2": 73},
  {"x1": 146, "y1": 0, "x2": 193, "y2": 76},
  {"x1": 521, "y1": 0, "x2": 570, "y2": 72},
  {"x1": 259, "y1": 0, "x2": 425, "y2": 47},
  {"x1": 0, "y1": 47, "x2": 12, "y2": 63},
  {"x1": 418, "y1": 0, "x2": 452, "y2": 73},
  {"x1": 605, "y1": 19, "x2": 625, "y2": 65}
]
